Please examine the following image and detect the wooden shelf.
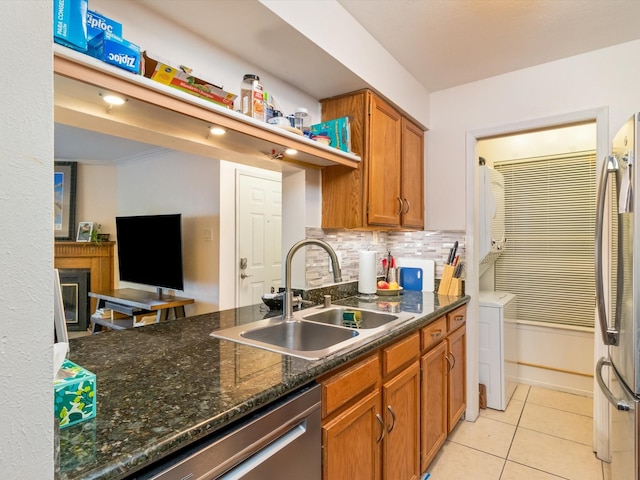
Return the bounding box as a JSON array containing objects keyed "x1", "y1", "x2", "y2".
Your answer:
[{"x1": 54, "y1": 46, "x2": 361, "y2": 170}]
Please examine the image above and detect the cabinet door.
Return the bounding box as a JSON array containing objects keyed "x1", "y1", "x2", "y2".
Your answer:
[
  {"x1": 382, "y1": 362, "x2": 421, "y2": 480},
  {"x1": 447, "y1": 325, "x2": 466, "y2": 432},
  {"x1": 401, "y1": 118, "x2": 424, "y2": 229},
  {"x1": 367, "y1": 94, "x2": 402, "y2": 227},
  {"x1": 420, "y1": 341, "x2": 448, "y2": 472},
  {"x1": 323, "y1": 390, "x2": 382, "y2": 480}
]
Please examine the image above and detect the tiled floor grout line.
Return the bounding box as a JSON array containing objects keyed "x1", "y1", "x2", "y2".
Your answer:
[{"x1": 497, "y1": 387, "x2": 528, "y2": 479}]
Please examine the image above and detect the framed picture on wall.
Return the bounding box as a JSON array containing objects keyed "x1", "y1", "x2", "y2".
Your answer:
[
  {"x1": 54, "y1": 161, "x2": 77, "y2": 241},
  {"x1": 76, "y1": 222, "x2": 93, "y2": 242}
]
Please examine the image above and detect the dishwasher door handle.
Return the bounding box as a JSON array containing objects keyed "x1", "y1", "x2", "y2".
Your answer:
[{"x1": 218, "y1": 420, "x2": 308, "y2": 480}]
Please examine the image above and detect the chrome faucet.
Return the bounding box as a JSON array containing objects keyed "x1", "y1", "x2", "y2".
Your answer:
[{"x1": 283, "y1": 239, "x2": 342, "y2": 319}]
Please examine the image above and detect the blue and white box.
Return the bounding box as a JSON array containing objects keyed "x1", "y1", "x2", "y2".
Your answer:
[
  {"x1": 53, "y1": 0, "x2": 88, "y2": 52},
  {"x1": 86, "y1": 10, "x2": 122, "y2": 42},
  {"x1": 88, "y1": 31, "x2": 141, "y2": 74}
]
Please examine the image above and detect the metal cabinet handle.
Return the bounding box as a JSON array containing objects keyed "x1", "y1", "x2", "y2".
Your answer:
[
  {"x1": 595, "y1": 155, "x2": 620, "y2": 346},
  {"x1": 454, "y1": 315, "x2": 464, "y2": 322},
  {"x1": 596, "y1": 357, "x2": 630, "y2": 411},
  {"x1": 449, "y1": 353, "x2": 456, "y2": 370},
  {"x1": 375, "y1": 413, "x2": 385, "y2": 443},
  {"x1": 386, "y1": 405, "x2": 396, "y2": 433},
  {"x1": 240, "y1": 273, "x2": 253, "y2": 279},
  {"x1": 403, "y1": 198, "x2": 410, "y2": 214},
  {"x1": 445, "y1": 354, "x2": 452, "y2": 373},
  {"x1": 397, "y1": 197, "x2": 404, "y2": 216},
  {"x1": 430, "y1": 330, "x2": 442, "y2": 338}
]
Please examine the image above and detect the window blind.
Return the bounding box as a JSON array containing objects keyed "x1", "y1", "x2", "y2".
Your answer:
[{"x1": 494, "y1": 152, "x2": 597, "y2": 328}]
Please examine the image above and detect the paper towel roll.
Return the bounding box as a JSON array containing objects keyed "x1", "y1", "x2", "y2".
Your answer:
[{"x1": 358, "y1": 250, "x2": 377, "y2": 294}]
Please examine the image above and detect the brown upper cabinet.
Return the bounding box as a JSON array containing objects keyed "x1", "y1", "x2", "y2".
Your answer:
[{"x1": 321, "y1": 89, "x2": 425, "y2": 230}]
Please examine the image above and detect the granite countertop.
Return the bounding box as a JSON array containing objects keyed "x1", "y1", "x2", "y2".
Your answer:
[{"x1": 58, "y1": 291, "x2": 469, "y2": 480}]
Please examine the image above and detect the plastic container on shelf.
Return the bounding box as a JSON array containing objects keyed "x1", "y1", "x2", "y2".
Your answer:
[
  {"x1": 240, "y1": 74, "x2": 265, "y2": 121},
  {"x1": 294, "y1": 107, "x2": 310, "y2": 133}
]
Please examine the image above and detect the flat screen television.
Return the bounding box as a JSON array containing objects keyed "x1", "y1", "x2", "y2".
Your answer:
[{"x1": 115, "y1": 214, "x2": 184, "y2": 292}]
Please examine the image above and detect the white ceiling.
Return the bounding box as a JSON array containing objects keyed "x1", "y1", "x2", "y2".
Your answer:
[{"x1": 55, "y1": 0, "x2": 640, "y2": 162}]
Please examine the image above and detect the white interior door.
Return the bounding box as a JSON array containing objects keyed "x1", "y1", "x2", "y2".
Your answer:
[{"x1": 237, "y1": 172, "x2": 282, "y2": 307}]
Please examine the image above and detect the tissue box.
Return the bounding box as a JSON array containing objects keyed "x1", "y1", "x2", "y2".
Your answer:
[
  {"x1": 88, "y1": 31, "x2": 140, "y2": 73},
  {"x1": 53, "y1": 0, "x2": 89, "y2": 52},
  {"x1": 86, "y1": 10, "x2": 122, "y2": 42},
  {"x1": 54, "y1": 360, "x2": 96, "y2": 429}
]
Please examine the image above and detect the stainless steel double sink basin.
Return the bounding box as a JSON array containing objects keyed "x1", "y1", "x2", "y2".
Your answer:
[{"x1": 210, "y1": 306, "x2": 415, "y2": 360}]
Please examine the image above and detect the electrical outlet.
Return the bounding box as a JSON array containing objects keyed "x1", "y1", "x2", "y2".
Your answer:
[
  {"x1": 204, "y1": 228, "x2": 213, "y2": 241},
  {"x1": 372, "y1": 231, "x2": 379, "y2": 245}
]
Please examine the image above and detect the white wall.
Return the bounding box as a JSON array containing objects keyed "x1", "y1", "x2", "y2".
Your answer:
[
  {"x1": 477, "y1": 123, "x2": 597, "y2": 166},
  {"x1": 1, "y1": 2, "x2": 53, "y2": 478},
  {"x1": 76, "y1": 164, "x2": 118, "y2": 236},
  {"x1": 428, "y1": 39, "x2": 640, "y2": 231},
  {"x1": 117, "y1": 152, "x2": 221, "y2": 314},
  {"x1": 91, "y1": 0, "x2": 322, "y2": 123}
]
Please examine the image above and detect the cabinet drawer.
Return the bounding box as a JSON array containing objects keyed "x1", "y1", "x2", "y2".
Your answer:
[
  {"x1": 447, "y1": 305, "x2": 467, "y2": 334},
  {"x1": 321, "y1": 354, "x2": 379, "y2": 418},
  {"x1": 421, "y1": 316, "x2": 446, "y2": 351},
  {"x1": 382, "y1": 332, "x2": 420, "y2": 377}
]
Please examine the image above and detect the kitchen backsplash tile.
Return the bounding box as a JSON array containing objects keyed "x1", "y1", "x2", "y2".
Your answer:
[{"x1": 304, "y1": 228, "x2": 465, "y2": 288}]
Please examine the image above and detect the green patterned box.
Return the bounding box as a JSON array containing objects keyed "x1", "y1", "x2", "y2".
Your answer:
[{"x1": 54, "y1": 360, "x2": 96, "y2": 429}]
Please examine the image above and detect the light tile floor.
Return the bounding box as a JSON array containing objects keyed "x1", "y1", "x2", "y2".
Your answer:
[{"x1": 426, "y1": 384, "x2": 612, "y2": 480}]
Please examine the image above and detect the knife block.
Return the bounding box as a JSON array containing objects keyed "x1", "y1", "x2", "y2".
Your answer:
[{"x1": 438, "y1": 265, "x2": 463, "y2": 296}]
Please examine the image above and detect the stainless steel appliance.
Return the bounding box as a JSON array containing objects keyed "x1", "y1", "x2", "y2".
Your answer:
[
  {"x1": 596, "y1": 114, "x2": 640, "y2": 479},
  {"x1": 137, "y1": 384, "x2": 321, "y2": 479}
]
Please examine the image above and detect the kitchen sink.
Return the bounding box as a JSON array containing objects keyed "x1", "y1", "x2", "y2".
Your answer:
[
  {"x1": 210, "y1": 318, "x2": 367, "y2": 360},
  {"x1": 210, "y1": 306, "x2": 415, "y2": 360},
  {"x1": 241, "y1": 320, "x2": 358, "y2": 351},
  {"x1": 302, "y1": 307, "x2": 400, "y2": 329}
]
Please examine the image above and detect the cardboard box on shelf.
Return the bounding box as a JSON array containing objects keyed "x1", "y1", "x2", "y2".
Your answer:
[
  {"x1": 54, "y1": 360, "x2": 96, "y2": 429},
  {"x1": 87, "y1": 31, "x2": 140, "y2": 74},
  {"x1": 53, "y1": 0, "x2": 89, "y2": 52},
  {"x1": 142, "y1": 51, "x2": 237, "y2": 109}
]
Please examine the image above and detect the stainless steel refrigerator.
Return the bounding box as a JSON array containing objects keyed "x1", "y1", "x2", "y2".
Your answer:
[{"x1": 596, "y1": 114, "x2": 639, "y2": 479}]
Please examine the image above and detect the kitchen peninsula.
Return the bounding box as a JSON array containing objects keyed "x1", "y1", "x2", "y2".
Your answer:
[{"x1": 57, "y1": 291, "x2": 469, "y2": 480}]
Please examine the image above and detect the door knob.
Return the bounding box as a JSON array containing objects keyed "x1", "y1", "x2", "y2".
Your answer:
[{"x1": 240, "y1": 273, "x2": 253, "y2": 279}]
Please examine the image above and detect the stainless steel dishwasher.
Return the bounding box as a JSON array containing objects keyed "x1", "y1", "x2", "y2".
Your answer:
[{"x1": 137, "y1": 384, "x2": 321, "y2": 480}]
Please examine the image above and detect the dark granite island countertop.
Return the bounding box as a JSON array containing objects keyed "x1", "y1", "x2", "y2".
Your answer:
[{"x1": 58, "y1": 292, "x2": 469, "y2": 480}]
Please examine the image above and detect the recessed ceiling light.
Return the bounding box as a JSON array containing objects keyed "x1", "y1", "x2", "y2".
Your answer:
[
  {"x1": 209, "y1": 126, "x2": 226, "y2": 136},
  {"x1": 285, "y1": 148, "x2": 298, "y2": 155},
  {"x1": 101, "y1": 94, "x2": 126, "y2": 106}
]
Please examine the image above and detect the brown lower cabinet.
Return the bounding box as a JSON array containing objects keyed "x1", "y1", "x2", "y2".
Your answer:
[
  {"x1": 321, "y1": 333, "x2": 421, "y2": 480},
  {"x1": 420, "y1": 305, "x2": 467, "y2": 471},
  {"x1": 320, "y1": 304, "x2": 467, "y2": 479}
]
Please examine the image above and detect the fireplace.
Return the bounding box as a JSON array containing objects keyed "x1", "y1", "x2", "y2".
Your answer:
[
  {"x1": 58, "y1": 269, "x2": 90, "y2": 332},
  {"x1": 54, "y1": 241, "x2": 115, "y2": 318}
]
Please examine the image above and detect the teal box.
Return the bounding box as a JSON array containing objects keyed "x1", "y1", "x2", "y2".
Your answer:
[
  {"x1": 88, "y1": 31, "x2": 141, "y2": 74},
  {"x1": 54, "y1": 360, "x2": 96, "y2": 429},
  {"x1": 53, "y1": 0, "x2": 88, "y2": 52},
  {"x1": 87, "y1": 10, "x2": 122, "y2": 42}
]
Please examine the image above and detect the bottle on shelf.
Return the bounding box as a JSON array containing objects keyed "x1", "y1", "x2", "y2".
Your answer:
[{"x1": 240, "y1": 74, "x2": 265, "y2": 121}]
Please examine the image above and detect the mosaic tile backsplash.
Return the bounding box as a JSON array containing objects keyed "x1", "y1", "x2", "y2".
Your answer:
[{"x1": 303, "y1": 228, "x2": 465, "y2": 289}]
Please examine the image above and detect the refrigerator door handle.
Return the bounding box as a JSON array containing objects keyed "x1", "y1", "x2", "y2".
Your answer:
[
  {"x1": 595, "y1": 155, "x2": 620, "y2": 346},
  {"x1": 596, "y1": 357, "x2": 631, "y2": 411}
]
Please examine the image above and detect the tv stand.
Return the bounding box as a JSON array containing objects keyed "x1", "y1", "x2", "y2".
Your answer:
[{"x1": 89, "y1": 288, "x2": 194, "y2": 333}]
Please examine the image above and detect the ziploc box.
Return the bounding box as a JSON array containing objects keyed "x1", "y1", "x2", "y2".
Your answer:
[
  {"x1": 86, "y1": 10, "x2": 122, "y2": 42},
  {"x1": 88, "y1": 31, "x2": 141, "y2": 74},
  {"x1": 53, "y1": 0, "x2": 88, "y2": 52},
  {"x1": 142, "y1": 51, "x2": 237, "y2": 109},
  {"x1": 54, "y1": 359, "x2": 96, "y2": 429}
]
